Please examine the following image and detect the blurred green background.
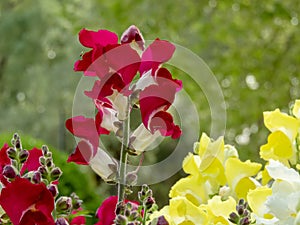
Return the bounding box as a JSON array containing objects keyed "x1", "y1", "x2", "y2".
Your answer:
[{"x1": 1, "y1": 0, "x2": 299, "y2": 218}]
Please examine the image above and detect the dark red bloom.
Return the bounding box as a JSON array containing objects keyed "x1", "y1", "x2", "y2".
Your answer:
[
  {"x1": 20, "y1": 147, "x2": 43, "y2": 175},
  {"x1": 0, "y1": 177, "x2": 55, "y2": 225},
  {"x1": 139, "y1": 68, "x2": 182, "y2": 138},
  {"x1": 95, "y1": 196, "x2": 139, "y2": 225},
  {"x1": 0, "y1": 143, "x2": 11, "y2": 185}
]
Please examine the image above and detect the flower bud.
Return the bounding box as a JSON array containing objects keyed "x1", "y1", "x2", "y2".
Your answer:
[
  {"x1": 46, "y1": 158, "x2": 53, "y2": 168},
  {"x1": 70, "y1": 192, "x2": 82, "y2": 210},
  {"x1": 32, "y1": 171, "x2": 41, "y2": 184},
  {"x1": 145, "y1": 196, "x2": 155, "y2": 209},
  {"x1": 55, "y1": 217, "x2": 69, "y2": 225},
  {"x1": 240, "y1": 217, "x2": 250, "y2": 225},
  {"x1": 228, "y1": 212, "x2": 239, "y2": 224},
  {"x1": 156, "y1": 216, "x2": 169, "y2": 225},
  {"x1": 3, "y1": 165, "x2": 17, "y2": 179},
  {"x1": 114, "y1": 214, "x2": 127, "y2": 225},
  {"x1": 19, "y1": 150, "x2": 29, "y2": 163},
  {"x1": 126, "y1": 172, "x2": 138, "y2": 186},
  {"x1": 120, "y1": 25, "x2": 145, "y2": 50},
  {"x1": 7, "y1": 147, "x2": 17, "y2": 160},
  {"x1": 41, "y1": 145, "x2": 49, "y2": 155},
  {"x1": 38, "y1": 166, "x2": 48, "y2": 179},
  {"x1": 56, "y1": 197, "x2": 72, "y2": 212},
  {"x1": 48, "y1": 184, "x2": 59, "y2": 197},
  {"x1": 50, "y1": 167, "x2": 62, "y2": 181}
]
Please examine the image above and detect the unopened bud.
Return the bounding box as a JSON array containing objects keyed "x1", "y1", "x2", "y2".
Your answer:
[
  {"x1": 237, "y1": 205, "x2": 244, "y2": 216},
  {"x1": 32, "y1": 171, "x2": 41, "y2": 184},
  {"x1": 3, "y1": 165, "x2": 17, "y2": 179},
  {"x1": 240, "y1": 217, "x2": 250, "y2": 225},
  {"x1": 55, "y1": 217, "x2": 69, "y2": 225},
  {"x1": 71, "y1": 192, "x2": 82, "y2": 209},
  {"x1": 19, "y1": 150, "x2": 29, "y2": 163},
  {"x1": 45, "y1": 158, "x2": 53, "y2": 168},
  {"x1": 48, "y1": 184, "x2": 59, "y2": 197},
  {"x1": 41, "y1": 145, "x2": 49, "y2": 155},
  {"x1": 38, "y1": 166, "x2": 48, "y2": 178},
  {"x1": 146, "y1": 196, "x2": 155, "y2": 209},
  {"x1": 114, "y1": 214, "x2": 127, "y2": 225},
  {"x1": 7, "y1": 147, "x2": 17, "y2": 160},
  {"x1": 56, "y1": 196, "x2": 72, "y2": 212},
  {"x1": 228, "y1": 212, "x2": 239, "y2": 224},
  {"x1": 50, "y1": 167, "x2": 62, "y2": 181}
]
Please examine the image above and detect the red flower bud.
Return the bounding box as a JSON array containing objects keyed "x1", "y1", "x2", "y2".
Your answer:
[{"x1": 2, "y1": 165, "x2": 17, "y2": 179}]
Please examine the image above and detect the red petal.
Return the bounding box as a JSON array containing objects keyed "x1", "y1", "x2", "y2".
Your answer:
[
  {"x1": 0, "y1": 143, "x2": 11, "y2": 186},
  {"x1": 67, "y1": 139, "x2": 94, "y2": 165},
  {"x1": 0, "y1": 177, "x2": 54, "y2": 225},
  {"x1": 149, "y1": 111, "x2": 182, "y2": 139},
  {"x1": 74, "y1": 50, "x2": 93, "y2": 72},
  {"x1": 104, "y1": 44, "x2": 141, "y2": 85},
  {"x1": 79, "y1": 29, "x2": 118, "y2": 48},
  {"x1": 20, "y1": 148, "x2": 43, "y2": 175},
  {"x1": 139, "y1": 39, "x2": 175, "y2": 75},
  {"x1": 139, "y1": 68, "x2": 182, "y2": 129}
]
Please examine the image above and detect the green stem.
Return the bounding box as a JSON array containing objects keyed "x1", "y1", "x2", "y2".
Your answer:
[{"x1": 117, "y1": 98, "x2": 130, "y2": 203}]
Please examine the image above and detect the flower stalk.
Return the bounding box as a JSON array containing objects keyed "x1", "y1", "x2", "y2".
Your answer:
[{"x1": 117, "y1": 97, "x2": 131, "y2": 202}]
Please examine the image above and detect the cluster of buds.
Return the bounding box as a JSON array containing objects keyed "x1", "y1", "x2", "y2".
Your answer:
[
  {"x1": 0, "y1": 134, "x2": 85, "y2": 225},
  {"x1": 229, "y1": 199, "x2": 252, "y2": 225},
  {"x1": 114, "y1": 201, "x2": 141, "y2": 225}
]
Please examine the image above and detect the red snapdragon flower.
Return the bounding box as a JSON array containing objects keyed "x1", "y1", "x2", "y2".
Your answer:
[
  {"x1": 0, "y1": 177, "x2": 55, "y2": 225},
  {"x1": 94, "y1": 196, "x2": 139, "y2": 225}
]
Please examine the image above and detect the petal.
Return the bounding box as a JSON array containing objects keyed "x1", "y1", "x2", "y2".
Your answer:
[
  {"x1": 182, "y1": 153, "x2": 200, "y2": 175},
  {"x1": 67, "y1": 139, "x2": 94, "y2": 165},
  {"x1": 169, "y1": 197, "x2": 207, "y2": 224},
  {"x1": 74, "y1": 50, "x2": 94, "y2": 73},
  {"x1": 121, "y1": 25, "x2": 145, "y2": 50},
  {"x1": 104, "y1": 44, "x2": 141, "y2": 85},
  {"x1": 140, "y1": 39, "x2": 175, "y2": 75},
  {"x1": 78, "y1": 28, "x2": 118, "y2": 48},
  {"x1": 0, "y1": 143, "x2": 10, "y2": 185},
  {"x1": 20, "y1": 148, "x2": 43, "y2": 175},
  {"x1": 292, "y1": 99, "x2": 300, "y2": 119},
  {"x1": 207, "y1": 196, "x2": 236, "y2": 218},
  {"x1": 149, "y1": 111, "x2": 182, "y2": 139},
  {"x1": 0, "y1": 177, "x2": 54, "y2": 225},
  {"x1": 129, "y1": 124, "x2": 161, "y2": 154},
  {"x1": 169, "y1": 175, "x2": 209, "y2": 206},
  {"x1": 266, "y1": 159, "x2": 300, "y2": 182},
  {"x1": 260, "y1": 131, "x2": 293, "y2": 164},
  {"x1": 84, "y1": 73, "x2": 126, "y2": 100},
  {"x1": 89, "y1": 148, "x2": 118, "y2": 182},
  {"x1": 225, "y1": 158, "x2": 262, "y2": 197},
  {"x1": 263, "y1": 109, "x2": 300, "y2": 140},
  {"x1": 247, "y1": 186, "x2": 272, "y2": 216}
]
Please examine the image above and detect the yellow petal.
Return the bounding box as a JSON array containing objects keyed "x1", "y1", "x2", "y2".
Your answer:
[
  {"x1": 263, "y1": 109, "x2": 300, "y2": 139},
  {"x1": 169, "y1": 175, "x2": 209, "y2": 206},
  {"x1": 195, "y1": 133, "x2": 211, "y2": 156},
  {"x1": 260, "y1": 131, "x2": 293, "y2": 165},
  {"x1": 292, "y1": 99, "x2": 300, "y2": 119},
  {"x1": 235, "y1": 177, "x2": 257, "y2": 199},
  {"x1": 169, "y1": 197, "x2": 208, "y2": 224},
  {"x1": 208, "y1": 196, "x2": 236, "y2": 218},
  {"x1": 225, "y1": 158, "x2": 261, "y2": 197},
  {"x1": 182, "y1": 153, "x2": 200, "y2": 175},
  {"x1": 247, "y1": 186, "x2": 272, "y2": 216}
]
